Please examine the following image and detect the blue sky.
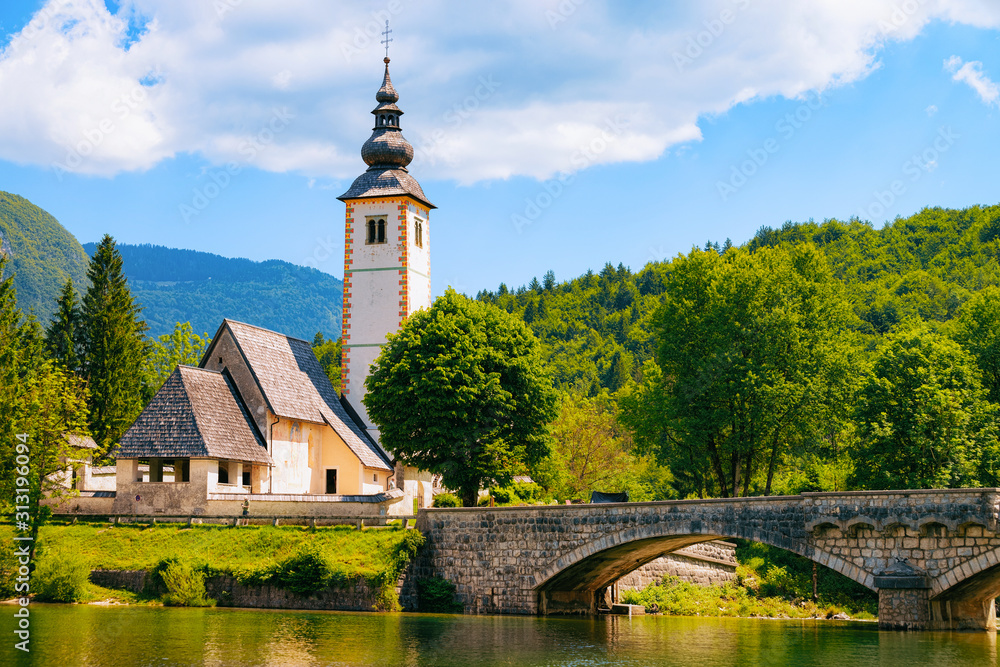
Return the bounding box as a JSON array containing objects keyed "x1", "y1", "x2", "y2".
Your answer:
[{"x1": 0, "y1": 0, "x2": 997, "y2": 296}]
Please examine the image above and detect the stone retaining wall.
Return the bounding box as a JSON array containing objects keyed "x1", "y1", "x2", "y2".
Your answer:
[
  {"x1": 88, "y1": 569, "x2": 393, "y2": 611},
  {"x1": 89, "y1": 569, "x2": 147, "y2": 592},
  {"x1": 206, "y1": 575, "x2": 388, "y2": 611},
  {"x1": 616, "y1": 541, "x2": 737, "y2": 590}
]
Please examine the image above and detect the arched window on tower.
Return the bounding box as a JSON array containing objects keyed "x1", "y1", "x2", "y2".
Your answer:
[
  {"x1": 378, "y1": 114, "x2": 386, "y2": 126},
  {"x1": 366, "y1": 216, "x2": 388, "y2": 245},
  {"x1": 414, "y1": 218, "x2": 424, "y2": 248}
]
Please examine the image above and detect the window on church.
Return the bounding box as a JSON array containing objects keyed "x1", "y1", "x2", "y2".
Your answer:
[
  {"x1": 415, "y1": 219, "x2": 424, "y2": 248},
  {"x1": 366, "y1": 217, "x2": 387, "y2": 245}
]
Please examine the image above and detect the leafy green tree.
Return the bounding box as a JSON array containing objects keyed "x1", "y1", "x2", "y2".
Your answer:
[
  {"x1": 44, "y1": 278, "x2": 82, "y2": 373},
  {"x1": 851, "y1": 326, "x2": 999, "y2": 490},
  {"x1": 644, "y1": 244, "x2": 858, "y2": 497},
  {"x1": 0, "y1": 259, "x2": 90, "y2": 557},
  {"x1": 954, "y1": 286, "x2": 1000, "y2": 403},
  {"x1": 619, "y1": 360, "x2": 716, "y2": 499},
  {"x1": 543, "y1": 391, "x2": 668, "y2": 501},
  {"x1": 312, "y1": 332, "x2": 343, "y2": 392},
  {"x1": 17, "y1": 336, "x2": 91, "y2": 559},
  {"x1": 0, "y1": 257, "x2": 26, "y2": 508},
  {"x1": 79, "y1": 235, "x2": 148, "y2": 457},
  {"x1": 144, "y1": 322, "x2": 210, "y2": 398},
  {"x1": 365, "y1": 289, "x2": 558, "y2": 506}
]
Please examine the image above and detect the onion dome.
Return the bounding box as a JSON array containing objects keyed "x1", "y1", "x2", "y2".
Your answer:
[
  {"x1": 340, "y1": 57, "x2": 434, "y2": 209},
  {"x1": 360, "y1": 58, "x2": 414, "y2": 170}
]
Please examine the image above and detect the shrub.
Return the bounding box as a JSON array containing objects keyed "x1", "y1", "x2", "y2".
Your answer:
[
  {"x1": 161, "y1": 561, "x2": 215, "y2": 607},
  {"x1": 433, "y1": 493, "x2": 460, "y2": 508},
  {"x1": 275, "y1": 544, "x2": 331, "y2": 596},
  {"x1": 33, "y1": 551, "x2": 90, "y2": 603},
  {"x1": 417, "y1": 576, "x2": 462, "y2": 613},
  {"x1": 491, "y1": 487, "x2": 516, "y2": 505}
]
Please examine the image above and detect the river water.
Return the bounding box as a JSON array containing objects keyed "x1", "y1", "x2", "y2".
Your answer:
[{"x1": 2, "y1": 605, "x2": 998, "y2": 666}]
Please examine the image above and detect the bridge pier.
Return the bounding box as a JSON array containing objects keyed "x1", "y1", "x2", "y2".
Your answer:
[
  {"x1": 537, "y1": 590, "x2": 594, "y2": 615},
  {"x1": 877, "y1": 588, "x2": 931, "y2": 630}
]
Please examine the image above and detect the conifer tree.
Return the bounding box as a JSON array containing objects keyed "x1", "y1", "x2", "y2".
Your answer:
[
  {"x1": 44, "y1": 277, "x2": 82, "y2": 372},
  {"x1": 80, "y1": 235, "x2": 148, "y2": 457}
]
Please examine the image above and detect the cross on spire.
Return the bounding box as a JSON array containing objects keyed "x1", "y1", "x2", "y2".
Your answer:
[{"x1": 381, "y1": 20, "x2": 393, "y2": 59}]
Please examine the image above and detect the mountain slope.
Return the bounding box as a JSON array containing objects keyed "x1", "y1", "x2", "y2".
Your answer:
[
  {"x1": 0, "y1": 191, "x2": 90, "y2": 322},
  {"x1": 82, "y1": 243, "x2": 343, "y2": 341}
]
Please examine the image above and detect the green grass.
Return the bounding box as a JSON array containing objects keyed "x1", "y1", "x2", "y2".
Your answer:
[
  {"x1": 621, "y1": 576, "x2": 876, "y2": 620},
  {"x1": 0, "y1": 522, "x2": 418, "y2": 589}
]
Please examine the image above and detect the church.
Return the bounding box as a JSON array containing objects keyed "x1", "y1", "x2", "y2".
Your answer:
[{"x1": 69, "y1": 51, "x2": 438, "y2": 518}]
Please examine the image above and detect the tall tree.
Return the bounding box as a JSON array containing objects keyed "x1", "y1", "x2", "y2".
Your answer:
[
  {"x1": 643, "y1": 244, "x2": 858, "y2": 497},
  {"x1": 954, "y1": 286, "x2": 1000, "y2": 403},
  {"x1": 365, "y1": 289, "x2": 559, "y2": 506},
  {"x1": 79, "y1": 235, "x2": 148, "y2": 457},
  {"x1": 0, "y1": 259, "x2": 90, "y2": 555},
  {"x1": 312, "y1": 332, "x2": 343, "y2": 392},
  {"x1": 15, "y1": 323, "x2": 90, "y2": 559},
  {"x1": 143, "y1": 321, "x2": 210, "y2": 399},
  {"x1": 851, "y1": 326, "x2": 999, "y2": 490},
  {"x1": 44, "y1": 277, "x2": 82, "y2": 373},
  {"x1": 0, "y1": 256, "x2": 25, "y2": 507}
]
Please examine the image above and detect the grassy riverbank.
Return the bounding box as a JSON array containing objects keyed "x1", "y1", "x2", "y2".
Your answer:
[
  {"x1": 0, "y1": 522, "x2": 423, "y2": 607},
  {"x1": 622, "y1": 540, "x2": 878, "y2": 620}
]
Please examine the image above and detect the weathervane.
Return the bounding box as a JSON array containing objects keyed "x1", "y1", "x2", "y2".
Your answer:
[{"x1": 381, "y1": 20, "x2": 393, "y2": 59}]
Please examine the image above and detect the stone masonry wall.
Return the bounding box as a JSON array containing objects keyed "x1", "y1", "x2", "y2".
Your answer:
[
  {"x1": 617, "y1": 541, "x2": 737, "y2": 590},
  {"x1": 89, "y1": 569, "x2": 390, "y2": 611}
]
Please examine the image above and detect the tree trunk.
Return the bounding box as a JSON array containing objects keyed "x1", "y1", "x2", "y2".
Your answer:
[
  {"x1": 460, "y1": 486, "x2": 479, "y2": 508},
  {"x1": 764, "y1": 435, "x2": 781, "y2": 496}
]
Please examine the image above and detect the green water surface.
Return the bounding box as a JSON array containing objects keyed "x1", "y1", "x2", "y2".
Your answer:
[{"x1": 2, "y1": 605, "x2": 998, "y2": 666}]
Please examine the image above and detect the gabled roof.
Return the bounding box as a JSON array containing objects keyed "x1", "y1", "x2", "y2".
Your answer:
[
  {"x1": 116, "y1": 366, "x2": 271, "y2": 464},
  {"x1": 203, "y1": 320, "x2": 393, "y2": 471},
  {"x1": 66, "y1": 434, "x2": 98, "y2": 450}
]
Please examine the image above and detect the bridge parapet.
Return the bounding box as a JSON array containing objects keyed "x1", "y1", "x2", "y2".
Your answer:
[{"x1": 410, "y1": 489, "x2": 1000, "y2": 630}]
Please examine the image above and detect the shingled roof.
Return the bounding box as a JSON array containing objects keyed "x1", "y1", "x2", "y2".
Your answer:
[
  {"x1": 116, "y1": 366, "x2": 271, "y2": 464},
  {"x1": 209, "y1": 320, "x2": 393, "y2": 471}
]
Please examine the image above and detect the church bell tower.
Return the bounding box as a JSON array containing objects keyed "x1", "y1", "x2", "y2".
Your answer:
[{"x1": 338, "y1": 49, "x2": 435, "y2": 453}]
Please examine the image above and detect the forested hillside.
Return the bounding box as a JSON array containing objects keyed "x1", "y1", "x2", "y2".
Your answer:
[
  {"x1": 0, "y1": 191, "x2": 90, "y2": 322},
  {"x1": 479, "y1": 204, "x2": 1000, "y2": 395},
  {"x1": 82, "y1": 243, "x2": 343, "y2": 341},
  {"x1": 477, "y1": 204, "x2": 1000, "y2": 501}
]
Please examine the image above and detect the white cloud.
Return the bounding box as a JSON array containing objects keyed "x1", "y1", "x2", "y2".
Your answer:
[
  {"x1": 0, "y1": 0, "x2": 998, "y2": 182},
  {"x1": 944, "y1": 55, "x2": 999, "y2": 107}
]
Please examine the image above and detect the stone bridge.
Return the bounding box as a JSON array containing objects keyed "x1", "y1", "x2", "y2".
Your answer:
[{"x1": 410, "y1": 489, "x2": 1000, "y2": 630}]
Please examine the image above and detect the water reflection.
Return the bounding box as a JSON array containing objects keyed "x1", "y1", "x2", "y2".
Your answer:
[{"x1": 2, "y1": 606, "x2": 999, "y2": 666}]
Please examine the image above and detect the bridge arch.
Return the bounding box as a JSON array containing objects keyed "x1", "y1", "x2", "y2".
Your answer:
[{"x1": 533, "y1": 518, "x2": 875, "y2": 601}]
